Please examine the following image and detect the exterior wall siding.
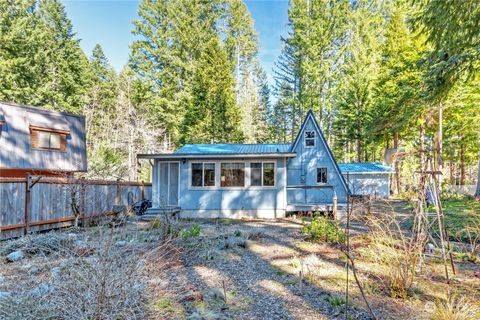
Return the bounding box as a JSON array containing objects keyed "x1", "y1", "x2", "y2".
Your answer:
[
  {"x1": 287, "y1": 116, "x2": 349, "y2": 208},
  {"x1": 152, "y1": 158, "x2": 287, "y2": 218},
  {"x1": 0, "y1": 102, "x2": 87, "y2": 173},
  {"x1": 344, "y1": 173, "x2": 390, "y2": 198}
]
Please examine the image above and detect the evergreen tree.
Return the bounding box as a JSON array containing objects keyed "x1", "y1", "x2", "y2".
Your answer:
[
  {"x1": 130, "y1": 0, "x2": 219, "y2": 146},
  {"x1": 181, "y1": 37, "x2": 243, "y2": 144},
  {"x1": 0, "y1": 0, "x2": 89, "y2": 112},
  {"x1": 333, "y1": 0, "x2": 384, "y2": 162}
]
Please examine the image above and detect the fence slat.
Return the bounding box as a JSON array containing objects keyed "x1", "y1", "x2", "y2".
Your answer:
[{"x1": 0, "y1": 178, "x2": 152, "y2": 240}]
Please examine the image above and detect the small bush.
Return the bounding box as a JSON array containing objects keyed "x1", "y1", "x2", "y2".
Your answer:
[
  {"x1": 302, "y1": 216, "x2": 346, "y2": 244},
  {"x1": 233, "y1": 230, "x2": 242, "y2": 237},
  {"x1": 149, "y1": 219, "x2": 162, "y2": 229},
  {"x1": 325, "y1": 295, "x2": 345, "y2": 307},
  {"x1": 181, "y1": 224, "x2": 201, "y2": 240}
]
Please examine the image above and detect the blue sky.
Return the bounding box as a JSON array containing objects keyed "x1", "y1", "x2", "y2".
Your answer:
[{"x1": 62, "y1": 0, "x2": 290, "y2": 86}]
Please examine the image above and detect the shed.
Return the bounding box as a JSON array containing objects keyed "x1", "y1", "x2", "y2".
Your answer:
[
  {"x1": 338, "y1": 162, "x2": 394, "y2": 198},
  {"x1": 0, "y1": 101, "x2": 87, "y2": 178}
]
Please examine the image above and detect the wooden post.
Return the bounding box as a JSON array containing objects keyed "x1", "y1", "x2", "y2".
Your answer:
[
  {"x1": 141, "y1": 180, "x2": 145, "y2": 200},
  {"x1": 333, "y1": 192, "x2": 337, "y2": 220},
  {"x1": 115, "y1": 178, "x2": 120, "y2": 205},
  {"x1": 24, "y1": 174, "x2": 30, "y2": 235},
  {"x1": 80, "y1": 177, "x2": 86, "y2": 214}
]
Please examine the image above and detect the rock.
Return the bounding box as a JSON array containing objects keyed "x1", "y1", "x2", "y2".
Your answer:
[
  {"x1": 132, "y1": 282, "x2": 145, "y2": 291},
  {"x1": 115, "y1": 240, "x2": 127, "y2": 247},
  {"x1": 74, "y1": 240, "x2": 86, "y2": 247},
  {"x1": 6, "y1": 250, "x2": 24, "y2": 262},
  {"x1": 425, "y1": 243, "x2": 435, "y2": 254},
  {"x1": 29, "y1": 266, "x2": 41, "y2": 275},
  {"x1": 30, "y1": 283, "x2": 50, "y2": 297},
  {"x1": 0, "y1": 291, "x2": 11, "y2": 300},
  {"x1": 67, "y1": 233, "x2": 78, "y2": 240},
  {"x1": 51, "y1": 267, "x2": 61, "y2": 280}
]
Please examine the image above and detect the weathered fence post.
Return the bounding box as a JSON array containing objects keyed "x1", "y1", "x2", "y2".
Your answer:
[
  {"x1": 24, "y1": 174, "x2": 30, "y2": 235},
  {"x1": 141, "y1": 181, "x2": 145, "y2": 200},
  {"x1": 115, "y1": 179, "x2": 120, "y2": 205}
]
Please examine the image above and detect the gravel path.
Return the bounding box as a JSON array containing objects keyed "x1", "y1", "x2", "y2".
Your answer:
[{"x1": 161, "y1": 220, "x2": 373, "y2": 320}]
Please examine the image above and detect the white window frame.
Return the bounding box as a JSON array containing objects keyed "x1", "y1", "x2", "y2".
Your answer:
[
  {"x1": 304, "y1": 130, "x2": 316, "y2": 148},
  {"x1": 249, "y1": 161, "x2": 276, "y2": 188},
  {"x1": 317, "y1": 167, "x2": 328, "y2": 184},
  {"x1": 190, "y1": 162, "x2": 216, "y2": 188}
]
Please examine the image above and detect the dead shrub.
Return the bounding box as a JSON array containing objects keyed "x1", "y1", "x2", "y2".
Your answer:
[
  {"x1": 0, "y1": 224, "x2": 174, "y2": 320},
  {"x1": 365, "y1": 211, "x2": 422, "y2": 299}
]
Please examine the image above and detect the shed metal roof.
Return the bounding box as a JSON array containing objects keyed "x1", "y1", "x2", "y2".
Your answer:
[
  {"x1": 175, "y1": 143, "x2": 292, "y2": 155},
  {"x1": 338, "y1": 162, "x2": 394, "y2": 174}
]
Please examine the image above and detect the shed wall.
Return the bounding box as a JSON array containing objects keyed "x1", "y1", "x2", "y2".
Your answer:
[
  {"x1": 0, "y1": 103, "x2": 87, "y2": 172},
  {"x1": 343, "y1": 173, "x2": 390, "y2": 198}
]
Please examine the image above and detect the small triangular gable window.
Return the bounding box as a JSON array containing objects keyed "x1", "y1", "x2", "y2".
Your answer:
[{"x1": 304, "y1": 130, "x2": 315, "y2": 147}]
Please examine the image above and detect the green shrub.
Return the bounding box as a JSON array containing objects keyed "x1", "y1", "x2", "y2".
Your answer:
[
  {"x1": 325, "y1": 295, "x2": 345, "y2": 306},
  {"x1": 181, "y1": 224, "x2": 201, "y2": 240},
  {"x1": 302, "y1": 216, "x2": 346, "y2": 244}
]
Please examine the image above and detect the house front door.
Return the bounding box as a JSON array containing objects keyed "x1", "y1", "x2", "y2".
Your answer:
[{"x1": 159, "y1": 162, "x2": 179, "y2": 206}]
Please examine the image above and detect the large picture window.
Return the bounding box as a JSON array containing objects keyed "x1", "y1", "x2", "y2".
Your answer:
[
  {"x1": 191, "y1": 162, "x2": 216, "y2": 187},
  {"x1": 250, "y1": 162, "x2": 275, "y2": 187},
  {"x1": 221, "y1": 163, "x2": 245, "y2": 187},
  {"x1": 305, "y1": 130, "x2": 315, "y2": 147},
  {"x1": 317, "y1": 167, "x2": 328, "y2": 183}
]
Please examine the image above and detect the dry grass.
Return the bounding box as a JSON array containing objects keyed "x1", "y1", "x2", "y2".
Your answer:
[
  {"x1": 0, "y1": 221, "x2": 177, "y2": 320},
  {"x1": 431, "y1": 291, "x2": 480, "y2": 320}
]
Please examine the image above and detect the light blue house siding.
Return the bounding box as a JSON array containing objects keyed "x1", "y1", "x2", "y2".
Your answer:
[
  {"x1": 140, "y1": 111, "x2": 351, "y2": 219},
  {"x1": 179, "y1": 158, "x2": 287, "y2": 218},
  {"x1": 286, "y1": 114, "x2": 349, "y2": 210}
]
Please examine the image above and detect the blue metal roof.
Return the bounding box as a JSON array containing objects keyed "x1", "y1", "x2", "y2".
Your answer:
[
  {"x1": 175, "y1": 143, "x2": 292, "y2": 155},
  {"x1": 338, "y1": 162, "x2": 394, "y2": 174}
]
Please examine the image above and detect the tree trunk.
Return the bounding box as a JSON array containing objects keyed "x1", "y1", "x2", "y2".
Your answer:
[
  {"x1": 438, "y1": 101, "x2": 444, "y2": 186},
  {"x1": 449, "y1": 159, "x2": 454, "y2": 185},
  {"x1": 394, "y1": 131, "x2": 401, "y2": 194},
  {"x1": 475, "y1": 154, "x2": 480, "y2": 199},
  {"x1": 419, "y1": 124, "x2": 425, "y2": 171},
  {"x1": 460, "y1": 143, "x2": 465, "y2": 186}
]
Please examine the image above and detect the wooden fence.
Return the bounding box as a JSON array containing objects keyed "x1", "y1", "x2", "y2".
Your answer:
[{"x1": 0, "y1": 176, "x2": 152, "y2": 240}]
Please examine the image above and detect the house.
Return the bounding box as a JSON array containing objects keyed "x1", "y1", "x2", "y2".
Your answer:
[
  {"x1": 338, "y1": 162, "x2": 394, "y2": 198},
  {"x1": 138, "y1": 111, "x2": 350, "y2": 218},
  {"x1": 0, "y1": 102, "x2": 87, "y2": 178}
]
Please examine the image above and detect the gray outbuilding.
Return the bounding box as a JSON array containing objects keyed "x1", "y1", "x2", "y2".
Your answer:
[{"x1": 338, "y1": 162, "x2": 394, "y2": 198}]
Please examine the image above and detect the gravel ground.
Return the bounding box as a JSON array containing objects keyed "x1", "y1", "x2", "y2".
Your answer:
[{"x1": 154, "y1": 220, "x2": 373, "y2": 320}]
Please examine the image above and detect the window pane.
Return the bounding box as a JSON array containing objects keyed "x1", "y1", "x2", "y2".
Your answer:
[
  {"x1": 37, "y1": 131, "x2": 50, "y2": 148},
  {"x1": 50, "y1": 132, "x2": 61, "y2": 149},
  {"x1": 305, "y1": 131, "x2": 315, "y2": 147},
  {"x1": 317, "y1": 168, "x2": 327, "y2": 183},
  {"x1": 263, "y1": 163, "x2": 275, "y2": 186},
  {"x1": 204, "y1": 163, "x2": 215, "y2": 186},
  {"x1": 250, "y1": 163, "x2": 262, "y2": 186},
  {"x1": 192, "y1": 163, "x2": 203, "y2": 187},
  {"x1": 221, "y1": 163, "x2": 245, "y2": 187}
]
